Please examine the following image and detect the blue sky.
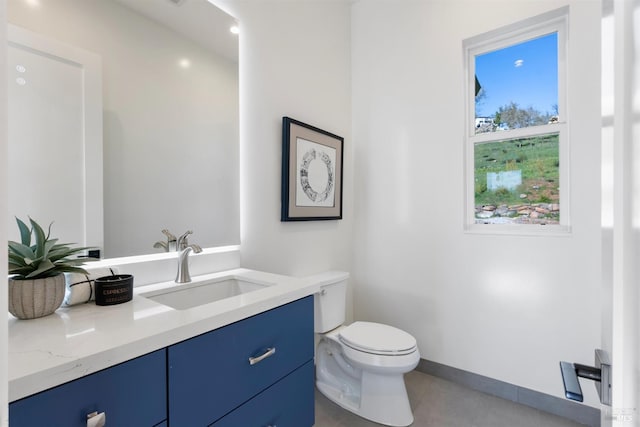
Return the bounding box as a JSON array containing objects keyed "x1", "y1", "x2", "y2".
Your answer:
[{"x1": 475, "y1": 33, "x2": 558, "y2": 118}]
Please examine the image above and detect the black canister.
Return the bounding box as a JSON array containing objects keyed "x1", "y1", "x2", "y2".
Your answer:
[{"x1": 95, "y1": 274, "x2": 133, "y2": 306}]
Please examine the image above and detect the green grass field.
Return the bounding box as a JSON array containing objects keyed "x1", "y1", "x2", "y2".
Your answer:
[{"x1": 474, "y1": 133, "x2": 559, "y2": 207}]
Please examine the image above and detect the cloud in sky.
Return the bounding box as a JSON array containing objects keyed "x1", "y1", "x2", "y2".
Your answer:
[{"x1": 514, "y1": 59, "x2": 524, "y2": 68}]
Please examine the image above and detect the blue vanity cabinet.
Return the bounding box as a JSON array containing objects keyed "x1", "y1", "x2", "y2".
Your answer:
[
  {"x1": 9, "y1": 349, "x2": 167, "y2": 427},
  {"x1": 168, "y1": 296, "x2": 314, "y2": 426},
  {"x1": 211, "y1": 360, "x2": 315, "y2": 427},
  {"x1": 9, "y1": 296, "x2": 315, "y2": 427}
]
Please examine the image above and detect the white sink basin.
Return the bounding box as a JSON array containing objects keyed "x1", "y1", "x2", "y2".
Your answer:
[{"x1": 140, "y1": 277, "x2": 273, "y2": 310}]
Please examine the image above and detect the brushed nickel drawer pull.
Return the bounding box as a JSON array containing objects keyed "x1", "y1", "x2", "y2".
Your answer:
[
  {"x1": 86, "y1": 411, "x2": 106, "y2": 427},
  {"x1": 249, "y1": 347, "x2": 276, "y2": 365}
]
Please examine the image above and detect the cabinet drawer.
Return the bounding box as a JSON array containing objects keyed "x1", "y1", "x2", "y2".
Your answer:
[
  {"x1": 168, "y1": 296, "x2": 314, "y2": 426},
  {"x1": 211, "y1": 360, "x2": 315, "y2": 427},
  {"x1": 9, "y1": 349, "x2": 167, "y2": 427}
]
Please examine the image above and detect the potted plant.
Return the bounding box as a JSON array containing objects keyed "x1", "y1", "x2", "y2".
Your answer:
[{"x1": 8, "y1": 217, "x2": 94, "y2": 319}]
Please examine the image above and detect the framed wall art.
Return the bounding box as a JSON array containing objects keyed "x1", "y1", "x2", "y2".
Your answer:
[{"x1": 281, "y1": 117, "x2": 344, "y2": 221}]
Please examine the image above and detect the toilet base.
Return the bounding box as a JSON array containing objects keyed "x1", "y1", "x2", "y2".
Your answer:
[
  {"x1": 317, "y1": 369, "x2": 415, "y2": 427},
  {"x1": 315, "y1": 337, "x2": 416, "y2": 427}
]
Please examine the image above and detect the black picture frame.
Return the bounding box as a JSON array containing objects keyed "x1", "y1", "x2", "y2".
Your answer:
[{"x1": 281, "y1": 117, "x2": 344, "y2": 221}]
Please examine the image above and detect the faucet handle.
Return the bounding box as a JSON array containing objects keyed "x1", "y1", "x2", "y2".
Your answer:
[
  {"x1": 177, "y1": 230, "x2": 193, "y2": 250},
  {"x1": 161, "y1": 229, "x2": 176, "y2": 240},
  {"x1": 153, "y1": 241, "x2": 168, "y2": 251}
]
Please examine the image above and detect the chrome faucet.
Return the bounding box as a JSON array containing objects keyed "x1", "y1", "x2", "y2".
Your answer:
[{"x1": 175, "y1": 242, "x2": 202, "y2": 284}]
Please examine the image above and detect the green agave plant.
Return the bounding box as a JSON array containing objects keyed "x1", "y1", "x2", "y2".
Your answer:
[{"x1": 8, "y1": 217, "x2": 93, "y2": 280}]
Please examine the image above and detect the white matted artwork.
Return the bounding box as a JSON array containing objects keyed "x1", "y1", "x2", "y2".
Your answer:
[
  {"x1": 296, "y1": 137, "x2": 336, "y2": 207},
  {"x1": 281, "y1": 117, "x2": 343, "y2": 221}
]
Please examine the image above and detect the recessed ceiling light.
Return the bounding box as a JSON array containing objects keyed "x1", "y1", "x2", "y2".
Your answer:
[{"x1": 230, "y1": 25, "x2": 239, "y2": 35}]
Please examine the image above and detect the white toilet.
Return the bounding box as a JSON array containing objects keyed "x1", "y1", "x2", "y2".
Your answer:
[{"x1": 313, "y1": 272, "x2": 420, "y2": 427}]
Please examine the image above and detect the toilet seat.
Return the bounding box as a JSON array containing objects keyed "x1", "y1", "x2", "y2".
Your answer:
[{"x1": 339, "y1": 321, "x2": 417, "y2": 356}]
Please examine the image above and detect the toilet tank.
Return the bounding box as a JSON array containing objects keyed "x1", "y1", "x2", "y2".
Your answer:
[{"x1": 310, "y1": 272, "x2": 349, "y2": 333}]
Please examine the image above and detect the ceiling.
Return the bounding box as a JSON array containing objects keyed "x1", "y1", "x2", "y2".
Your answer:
[{"x1": 113, "y1": 0, "x2": 238, "y2": 62}]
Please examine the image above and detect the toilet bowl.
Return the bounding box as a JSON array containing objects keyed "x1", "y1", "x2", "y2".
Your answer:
[{"x1": 312, "y1": 272, "x2": 420, "y2": 427}]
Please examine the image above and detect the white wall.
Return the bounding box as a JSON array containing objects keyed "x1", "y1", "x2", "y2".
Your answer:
[
  {"x1": 8, "y1": 0, "x2": 239, "y2": 257},
  {"x1": 218, "y1": 1, "x2": 353, "y2": 280},
  {"x1": 352, "y1": 0, "x2": 602, "y2": 406}
]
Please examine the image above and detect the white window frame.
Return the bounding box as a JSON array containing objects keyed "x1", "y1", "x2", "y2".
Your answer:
[{"x1": 463, "y1": 7, "x2": 570, "y2": 235}]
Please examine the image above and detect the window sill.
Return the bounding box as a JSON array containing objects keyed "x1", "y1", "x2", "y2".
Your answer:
[{"x1": 464, "y1": 223, "x2": 571, "y2": 237}]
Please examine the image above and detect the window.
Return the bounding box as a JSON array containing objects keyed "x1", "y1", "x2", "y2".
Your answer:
[{"x1": 464, "y1": 8, "x2": 569, "y2": 233}]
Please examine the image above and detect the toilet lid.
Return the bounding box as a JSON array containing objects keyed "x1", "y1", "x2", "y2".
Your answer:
[{"x1": 339, "y1": 321, "x2": 417, "y2": 355}]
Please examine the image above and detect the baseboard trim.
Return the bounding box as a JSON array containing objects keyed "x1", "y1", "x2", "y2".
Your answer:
[{"x1": 416, "y1": 359, "x2": 600, "y2": 427}]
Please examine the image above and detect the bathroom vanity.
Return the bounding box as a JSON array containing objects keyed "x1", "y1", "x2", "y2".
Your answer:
[{"x1": 7, "y1": 269, "x2": 320, "y2": 427}]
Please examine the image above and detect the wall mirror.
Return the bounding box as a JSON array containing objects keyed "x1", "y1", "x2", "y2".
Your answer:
[{"x1": 7, "y1": 0, "x2": 239, "y2": 258}]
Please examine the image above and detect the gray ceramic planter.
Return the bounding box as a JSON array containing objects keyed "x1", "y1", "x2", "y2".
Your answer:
[{"x1": 8, "y1": 274, "x2": 65, "y2": 320}]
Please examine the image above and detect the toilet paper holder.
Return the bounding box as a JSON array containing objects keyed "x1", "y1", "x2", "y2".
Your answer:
[{"x1": 560, "y1": 349, "x2": 611, "y2": 406}]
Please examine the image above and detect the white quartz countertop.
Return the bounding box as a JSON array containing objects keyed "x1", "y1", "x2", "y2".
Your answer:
[{"x1": 8, "y1": 268, "x2": 333, "y2": 402}]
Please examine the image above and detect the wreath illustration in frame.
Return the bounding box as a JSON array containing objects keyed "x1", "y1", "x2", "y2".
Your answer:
[{"x1": 281, "y1": 117, "x2": 344, "y2": 221}]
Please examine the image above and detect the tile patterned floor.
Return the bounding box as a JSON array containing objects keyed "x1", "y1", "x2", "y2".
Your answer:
[{"x1": 314, "y1": 370, "x2": 586, "y2": 427}]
